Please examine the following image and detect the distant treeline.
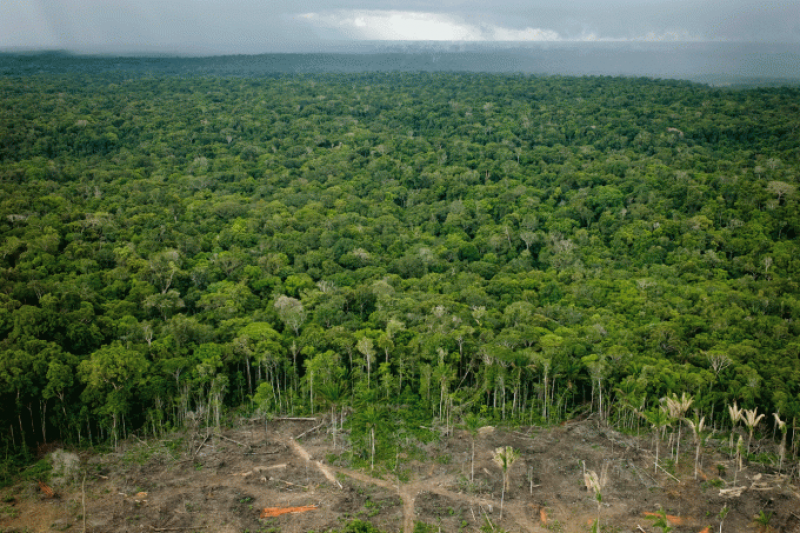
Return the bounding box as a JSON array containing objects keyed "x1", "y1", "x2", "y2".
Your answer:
[{"x1": 2, "y1": 46, "x2": 800, "y2": 84}]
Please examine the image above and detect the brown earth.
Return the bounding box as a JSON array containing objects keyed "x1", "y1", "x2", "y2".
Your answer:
[{"x1": 2, "y1": 416, "x2": 799, "y2": 533}]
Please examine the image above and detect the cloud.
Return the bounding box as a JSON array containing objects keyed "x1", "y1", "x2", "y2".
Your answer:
[
  {"x1": 0, "y1": 0, "x2": 60, "y2": 48},
  {"x1": 300, "y1": 11, "x2": 484, "y2": 41},
  {"x1": 575, "y1": 29, "x2": 709, "y2": 42},
  {"x1": 299, "y1": 10, "x2": 705, "y2": 43},
  {"x1": 489, "y1": 26, "x2": 561, "y2": 42},
  {"x1": 300, "y1": 10, "x2": 565, "y2": 41}
]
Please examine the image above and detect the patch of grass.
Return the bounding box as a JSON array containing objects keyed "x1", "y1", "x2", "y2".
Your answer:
[
  {"x1": 363, "y1": 499, "x2": 379, "y2": 518},
  {"x1": 456, "y1": 475, "x2": 490, "y2": 494},
  {"x1": 362, "y1": 496, "x2": 399, "y2": 518},
  {"x1": 0, "y1": 504, "x2": 20, "y2": 518},
  {"x1": 413, "y1": 521, "x2": 438, "y2": 533},
  {"x1": 701, "y1": 479, "x2": 724, "y2": 491},
  {"x1": 162, "y1": 437, "x2": 183, "y2": 457},
  {"x1": 480, "y1": 517, "x2": 510, "y2": 533},
  {"x1": 752, "y1": 509, "x2": 773, "y2": 532},
  {"x1": 258, "y1": 517, "x2": 279, "y2": 531},
  {"x1": 751, "y1": 452, "x2": 778, "y2": 466},
  {"x1": 122, "y1": 445, "x2": 155, "y2": 466},
  {"x1": 396, "y1": 468, "x2": 412, "y2": 483},
  {"x1": 0, "y1": 450, "x2": 34, "y2": 488},
  {"x1": 20, "y1": 459, "x2": 53, "y2": 483},
  {"x1": 646, "y1": 507, "x2": 673, "y2": 533},
  {"x1": 545, "y1": 519, "x2": 564, "y2": 532},
  {"x1": 325, "y1": 519, "x2": 394, "y2": 533}
]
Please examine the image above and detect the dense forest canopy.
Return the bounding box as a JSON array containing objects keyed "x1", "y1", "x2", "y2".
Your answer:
[{"x1": 0, "y1": 69, "x2": 799, "y2": 463}]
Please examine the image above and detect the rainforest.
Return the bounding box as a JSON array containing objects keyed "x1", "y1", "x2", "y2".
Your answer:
[{"x1": 1, "y1": 66, "x2": 799, "y2": 487}]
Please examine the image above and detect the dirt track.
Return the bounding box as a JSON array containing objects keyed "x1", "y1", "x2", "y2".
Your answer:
[
  {"x1": 2, "y1": 418, "x2": 799, "y2": 533},
  {"x1": 282, "y1": 431, "x2": 531, "y2": 533}
]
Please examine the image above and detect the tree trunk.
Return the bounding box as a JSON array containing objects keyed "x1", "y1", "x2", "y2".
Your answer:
[
  {"x1": 543, "y1": 372, "x2": 549, "y2": 422},
  {"x1": 331, "y1": 407, "x2": 337, "y2": 449},
  {"x1": 654, "y1": 435, "x2": 660, "y2": 474},
  {"x1": 597, "y1": 379, "x2": 603, "y2": 421},
  {"x1": 27, "y1": 403, "x2": 36, "y2": 442},
  {"x1": 370, "y1": 427, "x2": 375, "y2": 472},
  {"x1": 245, "y1": 357, "x2": 252, "y2": 397},
  {"x1": 500, "y1": 474, "x2": 506, "y2": 519},
  {"x1": 112, "y1": 413, "x2": 118, "y2": 449},
  {"x1": 471, "y1": 438, "x2": 475, "y2": 482},
  {"x1": 40, "y1": 400, "x2": 47, "y2": 443}
]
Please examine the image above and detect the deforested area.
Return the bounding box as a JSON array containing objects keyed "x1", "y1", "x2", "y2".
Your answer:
[{"x1": 1, "y1": 66, "x2": 799, "y2": 532}]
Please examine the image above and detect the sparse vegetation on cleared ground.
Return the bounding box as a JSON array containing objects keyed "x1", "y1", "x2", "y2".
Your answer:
[{"x1": 2, "y1": 418, "x2": 799, "y2": 532}]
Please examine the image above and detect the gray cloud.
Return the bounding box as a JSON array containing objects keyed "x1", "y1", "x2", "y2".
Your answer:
[{"x1": 1, "y1": 0, "x2": 797, "y2": 54}]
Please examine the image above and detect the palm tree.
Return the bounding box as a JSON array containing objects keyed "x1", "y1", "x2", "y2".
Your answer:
[
  {"x1": 643, "y1": 406, "x2": 671, "y2": 474},
  {"x1": 773, "y1": 413, "x2": 787, "y2": 473},
  {"x1": 664, "y1": 392, "x2": 692, "y2": 467},
  {"x1": 727, "y1": 402, "x2": 743, "y2": 451},
  {"x1": 584, "y1": 468, "x2": 607, "y2": 533},
  {"x1": 685, "y1": 414, "x2": 706, "y2": 479},
  {"x1": 492, "y1": 446, "x2": 519, "y2": 520},
  {"x1": 742, "y1": 408, "x2": 765, "y2": 455}
]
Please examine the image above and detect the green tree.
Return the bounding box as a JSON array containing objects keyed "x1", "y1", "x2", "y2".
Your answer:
[
  {"x1": 492, "y1": 446, "x2": 519, "y2": 519},
  {"x1": 78, "y1": 342, "x2": 149, "y2": 448}
]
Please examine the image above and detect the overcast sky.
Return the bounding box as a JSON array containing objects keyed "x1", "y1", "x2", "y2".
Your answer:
[{"x1": 1, "y1": 0, "x2": 798, "y2": 54}]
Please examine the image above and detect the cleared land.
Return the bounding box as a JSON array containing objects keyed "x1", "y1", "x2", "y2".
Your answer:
[{"x1": 1, "y1": 418, "x2": 798, "y2": 533}]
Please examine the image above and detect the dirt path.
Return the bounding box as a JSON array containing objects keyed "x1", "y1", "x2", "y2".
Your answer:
[
  {"x1": 286, "y1": 437, "x2": 342, "y2": 488},
  {"x1": 286, "y1": 435, "x2": 546, "y2": 533}
]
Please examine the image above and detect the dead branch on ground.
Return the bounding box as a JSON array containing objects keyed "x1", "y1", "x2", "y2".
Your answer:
[
  {"x1": 295, "y1": 422, "x2": 325, "y2": 440},
  {"x1": 193, "y1": 434, "x2": 210, "y2": 456}
]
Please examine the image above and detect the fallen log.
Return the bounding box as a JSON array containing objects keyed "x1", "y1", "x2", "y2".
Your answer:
[
  {"x1": 219, "y1": 435, "x2": 247, "y2": 447},
  {"x1": 260, "y1": 505, "x2": 318, "y2": 518},
  {"x1": 38, "y1": 480, "x2": 55, "y2": 498},
  {"x1": 194, "y1": 434, "x2": 210, "y2": 457},
  {"x1": 295, "y1": 423, "x2": 325, "y2": 440}
]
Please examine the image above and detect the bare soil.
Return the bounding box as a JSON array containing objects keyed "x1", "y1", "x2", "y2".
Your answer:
[{"x1": 2, "y1": 417, "x2": 799, "y2": 533}]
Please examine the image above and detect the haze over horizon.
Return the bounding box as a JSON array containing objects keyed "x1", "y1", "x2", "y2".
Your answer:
[{"x1": 2, "y1": 0, "x2": 798, "y2": 56}]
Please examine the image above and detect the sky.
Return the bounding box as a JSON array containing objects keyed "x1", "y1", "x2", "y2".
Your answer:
[{"x1": 1, "y1": 0, "x2": 798, "y2": 55}]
